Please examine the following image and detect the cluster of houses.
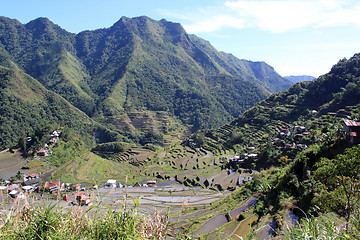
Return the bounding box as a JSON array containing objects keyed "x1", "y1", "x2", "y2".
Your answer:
[
  {"x1": 0, "y1": 179, "x2": 93, "y2": 206},
  {"x1": 227, "y1": 125, "x2": 311, "y2": 169},
  {"x1": 0, "y1": 184, "x2": 28, "y2": 199},
  {"x1": 1, "y1": 174, "x2": 158, "y2": 206},
  {"x1": 227, "y1": 146, "x2": 259, "y2": 170},
  {"x1": 0, "y1": 173, "x2": 42, "y2": 198},
  {"x1": 273, "y1": 126, "x2": 309, "y2": 150},
  {"x1": 227, "y1": 118, "x2": 360, "y2": 168},
  {"x1": 53, "y1": 179, "x2": 157, "y2": 206},
  {"x1": 0, "y1": 170, "x2": 92, "y2": 206},
  {"x1": 273, "y1": 118, "x2": 360, "y2": 148},
  {"x1": 62, "y1": 191, "x2": 92, "y2": 206},
  {"x1": 35, "y1": 130, "x2": 61, "y2": 156},
  {"x1": 0, "y1": 172, "x2": 40, "y2": 198},
  {"x1": 229, "y1": 152, "x2": 258, "y2": 164},
  {"x1": 104, "y1": 179, "x2": 157, "y2": 188}
]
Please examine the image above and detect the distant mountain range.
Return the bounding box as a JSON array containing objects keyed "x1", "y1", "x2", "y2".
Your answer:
[
  {"x1": 0, "y1": 16, "x2": 292, "y2": 150},
  {"x1": 284, "y1": 75, "x2": 315, "y2": 83}
]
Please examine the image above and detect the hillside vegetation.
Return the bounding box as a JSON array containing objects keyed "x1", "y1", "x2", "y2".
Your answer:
[
  {"x1": 0, "y1": 15, "x2": 291, "y2": 150},
  {"x1": 191, "y1": 54, "x2": 360, "y2": 159},
  {"x1": 186, "y1": 53, "x2": 360, "y2": 238},
  {"x1": 0, "y1": 66, "x2": 99, "y2": 149}
]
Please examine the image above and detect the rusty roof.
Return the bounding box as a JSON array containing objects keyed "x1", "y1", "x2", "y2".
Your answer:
[
  {"x1": 343, "y1": 119, "x2": 360, "y2": 127},
  {"x1": 75, "y1": 192, "x2": 86, "y2": 197}
]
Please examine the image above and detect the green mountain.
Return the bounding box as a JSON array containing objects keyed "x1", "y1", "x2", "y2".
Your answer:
[
  {"x1": 0, "y1": 16, "x2": 292, "y2": 149},
  {"x1": 284, "y1": 75, "x2": 315, "y2": 83},
  {"x1": 236, "y1": 55, "x2": 360, "y2": 125}
]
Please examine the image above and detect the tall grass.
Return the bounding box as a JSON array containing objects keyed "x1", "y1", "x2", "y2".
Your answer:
[
  {"x1": 0, "y1": 195, "x2": 170, "y2": 240},
  {"x1": 283, "y1": 214, "x2": 360, "y2": 240}
]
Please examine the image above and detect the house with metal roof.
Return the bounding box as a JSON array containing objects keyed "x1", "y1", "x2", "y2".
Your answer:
[{"x1": 343, "y1": 119, "x2": 360, "y2": 144}]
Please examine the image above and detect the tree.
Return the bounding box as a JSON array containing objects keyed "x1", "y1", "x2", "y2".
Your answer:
[
  {"x1": 278, "y1": 155, "x2": 291, "y2": 166},
  {"x1": 15, "y1": 171, "x2": 22, "y2": 180},
  {"x1": 314, "y1": 145, "x2": 360, "y2": 224}
]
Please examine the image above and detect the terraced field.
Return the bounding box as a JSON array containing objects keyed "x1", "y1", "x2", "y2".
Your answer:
[
  {"x1": 0, "y1": 149, "x2": 28, "y2": 179},
  {"x1": 104, "y1": 111, "x2": 187, "y2": 138}
]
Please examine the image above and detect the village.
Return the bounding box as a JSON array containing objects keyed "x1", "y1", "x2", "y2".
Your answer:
[
  {"x1": 223, "y1": 116, "x2": 360, "y2": 173},
  {"x1": 0, "y1": 129, "x2": 162, "y2": 208},
  {"x1": 2, "y1": 116, "x2": 360, "y2": 198},
  {"x1": 0, "y1": 172, "x2": 160, "y2": 207},
  {"x1": 0, "y1": 116, "x2": 359, "y2": 237}
]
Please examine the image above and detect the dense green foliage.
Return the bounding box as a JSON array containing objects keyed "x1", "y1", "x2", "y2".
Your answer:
[
  {"x1": 0, "y1": 66, "x2": 100, "y2": 150},
  {"x1": 46, "y1": 128, "x2": 88, "y2": 167},
  {"x1": 92, "y1": 141, "x2": 130, "y2": 154},
  {"x1": 0, "y1": 15, "x2": 291, "y2": 149},
  {"x1": 314, "y1": 145, "x2": 360, "y2": 223},
  {"x1": 206, "y1": 53, "x2": 360, "y2": 239},
  {"x1": 190, "y1": 53, "x2": 360, "y2": 162}
]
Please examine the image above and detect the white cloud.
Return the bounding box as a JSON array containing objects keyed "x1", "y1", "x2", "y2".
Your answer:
[
  {"x1": 315, "y1": 3, "x2": 360, "y2": 28},
  {"x1": 225, "y1": 0, "x2": 322, "y2": 32},
  {"x1": 184, "y1": 14, "x2": 245, "y2": 33},
  {"x1": 225, "y1": 0, "x2": 360, "y2": 32},
  {"x1": 162, "y1": 0, "x2": 360, "y2": 34},
  {"x1": 157, "y1": 6, "x2": 244, "y2": 33}
]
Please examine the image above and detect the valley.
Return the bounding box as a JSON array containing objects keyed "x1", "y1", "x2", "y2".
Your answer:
[
  {"x1": 0, "y1": 15, "x2": 360, "y2": 239},
  {"x1": 1, "y1": 96, "x2": 358, "y2": 239}
]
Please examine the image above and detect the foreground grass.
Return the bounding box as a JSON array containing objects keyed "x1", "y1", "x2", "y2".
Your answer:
[
  {"x1": 3, "y1": 198, "x2": 359, "y2": 240},
  {"x1": 0, "y1": 197, "x2": 172, "y2": 240},
  {"x1": 281, "y1": 214, "x2": 360, "y2": 240}
]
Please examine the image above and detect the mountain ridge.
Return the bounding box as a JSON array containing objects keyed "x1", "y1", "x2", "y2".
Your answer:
[
  {"x1": 284, "y1": 75, "x2": 316, "y2": 83},
  {"x1": 0, "y1": 15, "x2": 292, "y2": 149}
]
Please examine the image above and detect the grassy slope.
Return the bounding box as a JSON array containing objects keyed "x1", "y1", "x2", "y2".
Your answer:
[
  {"x1": 0, "y1": 65, "x2": 97, "y2": 150},
  {"x1": 189, "y1": 34, "x2": 291, "y2": 93},
  {"x1": 34, "y1": 46, "x2": 96, "y2": 116},
  {"x1": 50, "y1": 151, "x2": 137, "y2": 185}
]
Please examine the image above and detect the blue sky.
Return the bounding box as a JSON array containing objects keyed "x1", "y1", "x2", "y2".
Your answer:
[{"x1": 2, "y1": 0, "x2": 360, "y2": 77}]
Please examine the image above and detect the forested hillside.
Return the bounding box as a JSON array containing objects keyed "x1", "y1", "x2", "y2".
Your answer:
[
  {"x1": 0, "y1": 16, "x2": 291, "y2": 150},
  {"x1": 183, "y1": 53, "x2": 360, "y2": 239},
  {"x1": 191, "y1": 53, "x2": 360, "y2": 158},
  {"x1": 0, "y1": 66, "x2": 122, "y2": 150}
]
